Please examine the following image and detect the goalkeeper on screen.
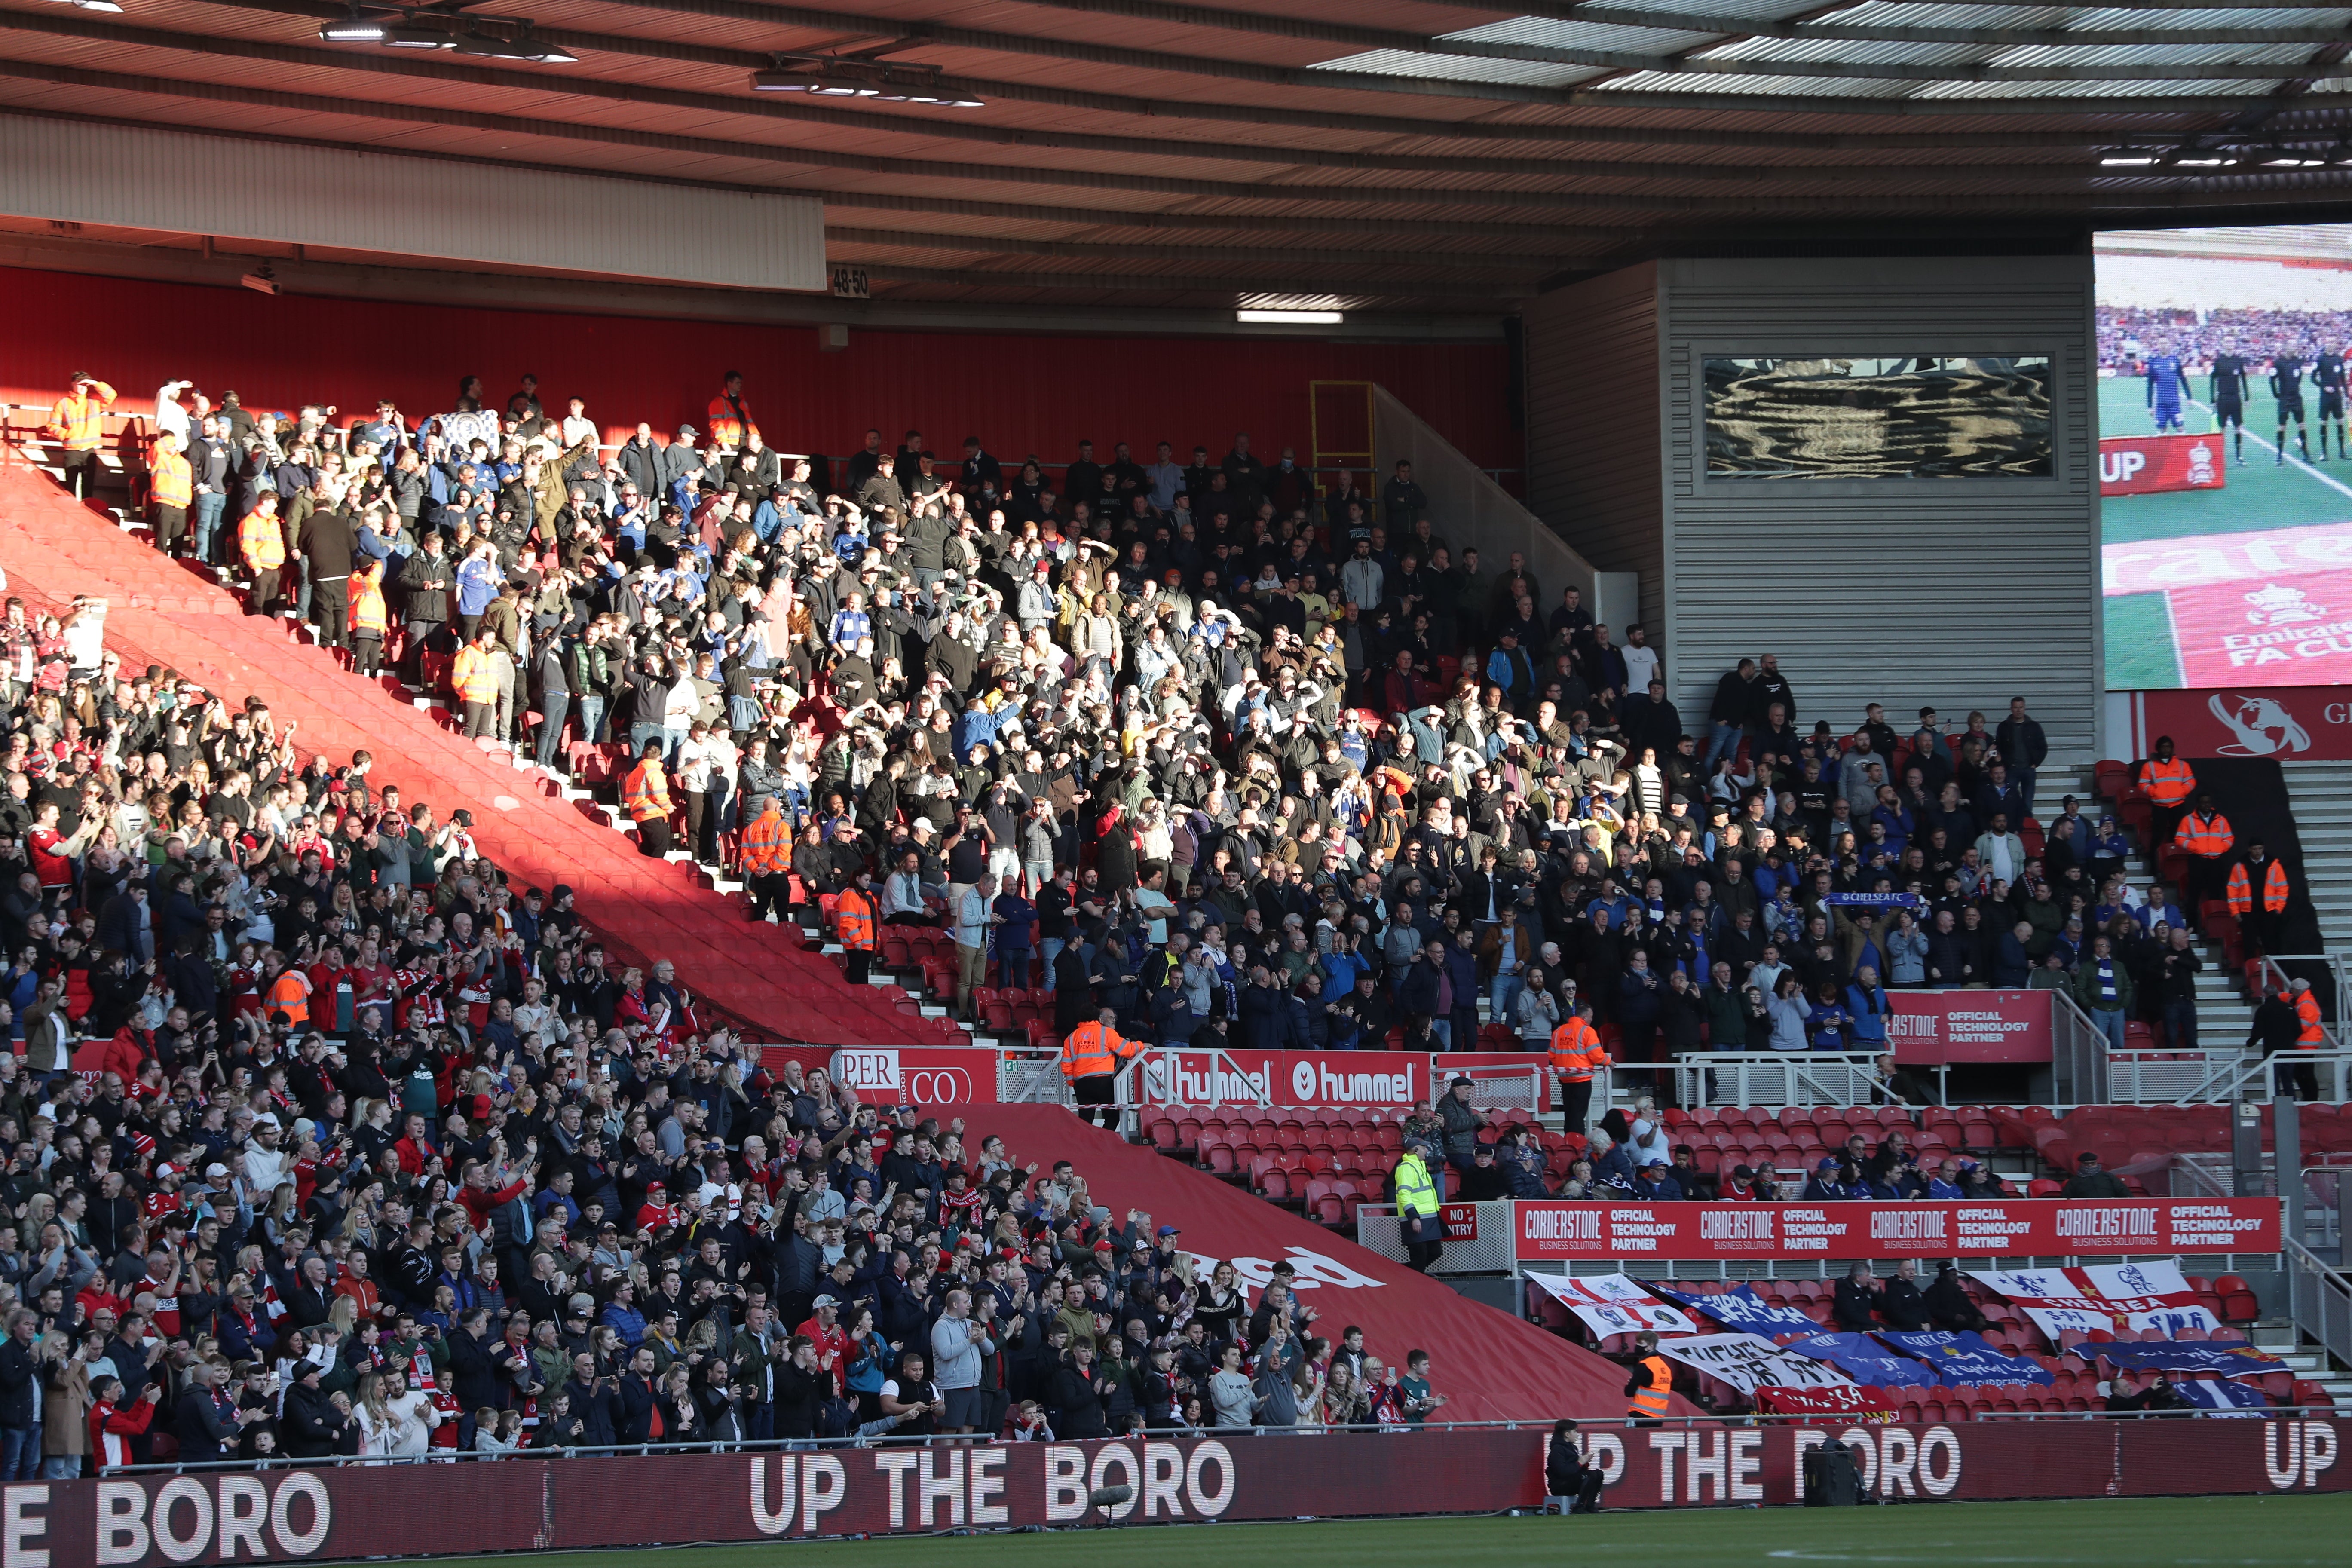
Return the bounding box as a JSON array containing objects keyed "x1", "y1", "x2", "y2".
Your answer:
[{"x1": 2144, "y1": 341, "x2": 2187, "y2": 433}]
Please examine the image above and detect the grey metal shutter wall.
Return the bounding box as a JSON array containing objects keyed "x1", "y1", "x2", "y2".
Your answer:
[
  {"x1": 1657, "y1": 256, "x2": 2100, "y2": 762},
  {"x1": 1524, "y1": 263, "x2": 1665, "y2": 634}
]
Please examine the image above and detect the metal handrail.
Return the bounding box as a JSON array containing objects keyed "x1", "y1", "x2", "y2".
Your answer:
[
  {"x1": 2258, "y1": 953, "x2": 2344, "y2": 1050},
  {"x1": 2284, "y1": 1236, "x2": 2352, "y2": 1372},
  {"x1": 2048, "y1": 988, "x2": 2111, "y2": 1108},
  {"x1": 1651, "y1": 1051, "x2": 1894, "y2": 1111},
  {"x1": 98, "y1": 1403, "x2": 2340, "y2": 1475},
  {"x1": 2170, "y1": 1047, "x2": 2352, "y2": 1106},
  {"x1": 1114, "y1": 1046, "x2": 1275, "y2": 1113}
]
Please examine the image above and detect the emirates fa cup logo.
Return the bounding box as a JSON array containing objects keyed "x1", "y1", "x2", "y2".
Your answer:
[{"x1": 2243, "y1": 582, "x2": 2323, "y2": 627}]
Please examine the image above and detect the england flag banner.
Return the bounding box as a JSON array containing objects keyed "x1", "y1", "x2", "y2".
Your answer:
[
  {"x1": 1526, "y1": 1272, "x2": 1697, "y2": 1338},
  {"x1": 1655, "y1": 1333, "x2": 1857, "y2": 1396},
  {"x1": 1646, "y1": 1283, "x2": 1822, "y2": 1339},
  {"x1": 1967, "y1": 1260, "x2": 2221, "y2": 1340}
]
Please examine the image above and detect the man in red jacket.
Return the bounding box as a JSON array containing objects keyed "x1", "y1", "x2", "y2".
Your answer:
[{"x1": 89, "y1": 1375, "x2": 161, "y2": 1469}]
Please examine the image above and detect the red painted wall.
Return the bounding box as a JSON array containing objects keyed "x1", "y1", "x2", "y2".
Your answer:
[{"x1": 0, "y1": 266, "x2": 1517, "y2": 474}]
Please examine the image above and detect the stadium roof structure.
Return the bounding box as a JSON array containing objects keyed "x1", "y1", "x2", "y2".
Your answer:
[{"x1": 8, "y1": 0, "x2": 2352, "y2": 319}]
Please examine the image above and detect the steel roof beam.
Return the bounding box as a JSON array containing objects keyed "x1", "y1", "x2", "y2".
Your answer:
[
  {"x1": 192, "y1": 0, "x2": 2352, "y2": 96},
  {"x1": 999, "y1": 0, "x2": 2352, "y2": 64},
  {"x1": 1390, "y1": 0, "x2": 2352, "y2": 49},
  {"x1": 7, "y1": 73, "x2": 2351, "y2": 222}
]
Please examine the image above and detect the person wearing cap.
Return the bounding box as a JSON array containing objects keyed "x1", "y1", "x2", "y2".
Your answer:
[
  {"x1": 2060, "y1": 1149, "x2": 2130, "y2": 1199},
  {"x1": 1629, "y1": 1159, "x2": 1682, "y2": 1201},
  {"x1": 1435, "y1": 1074, "x2": 1488, "y2": 1171},
  {"x1": 1391, "y1": 1138, "x2": 1445, "y2": 1272},
  {"x1": 1457, "y1": 1140, "x2": 1511, "y2": 1202},
  {"x1": 1801, "y1": 1156, "x2": 1862, "y2": 1202}
]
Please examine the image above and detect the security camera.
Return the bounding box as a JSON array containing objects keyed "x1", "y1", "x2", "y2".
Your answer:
[{"x1": 241, "y1": 270, "x2": 280, "y2": 297}]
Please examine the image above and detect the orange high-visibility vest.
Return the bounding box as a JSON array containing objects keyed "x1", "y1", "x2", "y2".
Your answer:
[
  {"x1": 1629, "y1": 1355, "x2": 1672, "y2": 1418},
  {"x1": 451, "y1": 644, "x2": 499, "y2": 703},
  {"x1": 239, "y1": 510, "x2": 285, "y2": 571},
  {"x1": 349, "y1": 565, "x2": 388, "y2": 635},
  {"x1": 1060, "y1": 1019, "x2": 1132, "y2": 1080},
  {"x1": 46, "y1": 380, "x2": 116, "y2": 452},
  {"x1": 705, "y1": 392, "x2": 756, "y2": 450},
  {"x1": 150, "y1": 444, "x2": 192, "y2": 509},
  {"x1": 2296, "y1": 991, "x2": 2326, "y2": 1048},
  {"x1": 738, "y1": 806, "x2": 791, "y2": 875},
  {"x1": 2174, "y1": 810, "x2": 2233, "y2": 858},
  {"x1": 1548, "y1": 1017, "x2": 1611, "y2": 1082},
  {"x1": 2226, "y1": 860, "x2": 2290, "y2": 916},
  {"x1": 621, "y1": 761, "x2": 671, "y2": 824},
  {"x1": 834, "y1": 886, "x2": 876, "y2": 951},
  {"x1": 263, "y1": 970, "x2": 310, "y2": 1025},
  {"x1": 2141, "y1": 756, "x2": 2196, "y2": 807}
]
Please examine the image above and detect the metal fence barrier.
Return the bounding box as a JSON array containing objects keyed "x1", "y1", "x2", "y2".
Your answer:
[
  {"x1": 2285, "y1": 1236, "x2": 2352, "y2": 1375},
  {"x1": 1354, "y1": 1199, "x2": 1517, "y2": 1274},
  {"x1": 95, "y1": 1404, "x2": 2339, "y2": 1477}
]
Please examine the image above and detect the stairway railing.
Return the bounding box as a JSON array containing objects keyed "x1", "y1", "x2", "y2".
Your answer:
[{"x1": 2284, "y1": 1237, "x2": 2352, "y2": 1376}]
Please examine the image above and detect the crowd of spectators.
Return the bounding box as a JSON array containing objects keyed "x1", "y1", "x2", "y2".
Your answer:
[
  {"x1": 0, "y1": 488, "x2": 1468, "y2": 1473},
  {"x1": 0, "y1": 358, "x2": 2236, "y2": 1477},
  {"x1": 30, "y1": 366, "x2": 2218, "y2": 1112},
  {"x1": 1425, "y1": 1090, "x2": 2029, "y2": 1206},
  {"x1": 0, "y1": 665, "x2": 1448, "y2": 1476},
  {"x1": 2095, "y1": 305, "x2": 2352, "y2": 373},
  {"x1": 60, "y1": 368, "x2": 2208, "y2": 1104}
]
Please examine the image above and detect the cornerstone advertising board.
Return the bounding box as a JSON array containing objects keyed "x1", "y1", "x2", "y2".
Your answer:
[
  {"x1": 1514, "y1": 1197, "x2": 2279, "y2": 1261},
  {"x1": 1887, "y1": 991, "x2": 2052, "y2": 1064},
  {"x1": 21, "y1": 1422, "x2": 2343, "y2": 1562}
]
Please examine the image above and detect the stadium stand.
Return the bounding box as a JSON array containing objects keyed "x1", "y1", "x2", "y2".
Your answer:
[
  {"x1": 0, "y1": 355, "x2": 2337, "y2": 1485},
  {"x1": 2098, "y1": 306, "x2": 2352, "y2": 372}
]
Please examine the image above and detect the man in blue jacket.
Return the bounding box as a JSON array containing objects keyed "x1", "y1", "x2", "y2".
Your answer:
[{"x1": 1845, "y1": 966, "x2": 1891, "y2": 1050}]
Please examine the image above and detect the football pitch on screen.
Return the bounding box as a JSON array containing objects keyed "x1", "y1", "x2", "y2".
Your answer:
[
  {"x1": 2098, "y1": 376, "x2": 2352, "y2": 689},
  {"x1": 385, "y1": 1494, "x2": 2348, "y2": 1568}
]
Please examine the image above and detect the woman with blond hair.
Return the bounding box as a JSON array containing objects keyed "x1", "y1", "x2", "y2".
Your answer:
[
  {"x1": 356, "y1": 1368, "x2": 439, "y2": 1459},
  {"x1": 354, "y1": 1371, "x2": 404, "y2": 1459}
]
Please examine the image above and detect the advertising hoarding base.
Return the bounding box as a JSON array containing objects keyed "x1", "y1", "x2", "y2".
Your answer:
[{"x1": 36, "y1": 1422, "x2": 2344, "y2": 1563}]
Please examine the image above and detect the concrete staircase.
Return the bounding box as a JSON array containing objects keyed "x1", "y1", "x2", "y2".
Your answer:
[
  {"x1": 2064, "y1": 760, "x2": 2264, "y2": 1057},
  {"x1": 2249, "y1": 1318, "x2": 2352, "y2": 1411},
  {"x1": 2281, "y1": 760, "x2": 2352, "y2": 942}
]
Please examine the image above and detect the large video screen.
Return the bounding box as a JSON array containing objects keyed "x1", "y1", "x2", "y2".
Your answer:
[
  {"x1": 1704, "y1": 355, "x2": 2054, "y2": 478},
  {"x1": 2097, "y1": 227, "x2": 2352, "y2": 691}
]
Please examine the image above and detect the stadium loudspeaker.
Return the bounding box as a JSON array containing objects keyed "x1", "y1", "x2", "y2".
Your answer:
[{"x1": 1803, "y1": 1444, "x2": 1863, "y2": 1507}]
